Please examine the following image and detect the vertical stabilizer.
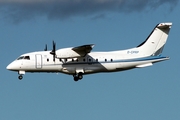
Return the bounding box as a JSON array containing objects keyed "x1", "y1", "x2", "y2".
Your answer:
[{"x1": 137, "y1": 23, "x2": 172, "y2": 56}]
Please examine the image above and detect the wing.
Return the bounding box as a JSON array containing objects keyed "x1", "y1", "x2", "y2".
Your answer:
[{"x1": 72, "y1": 44, "x2": 95, "y2": 56}]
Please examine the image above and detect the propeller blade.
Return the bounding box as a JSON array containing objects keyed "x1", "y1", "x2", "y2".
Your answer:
[
  {"x1": 50, "y1": 40, "x2": 56, "y2": 62},
  {"x1": 44, "y1": 44, "x2": 47, "y2": 51},
  {"x1": 50, "y1": 41, "x2": 55, "y2": 55},
  {"x1": 53, "y1": 41, "x2": 56, "y2": 53}
]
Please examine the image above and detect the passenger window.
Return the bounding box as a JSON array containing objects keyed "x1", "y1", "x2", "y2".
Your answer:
[
  {"x1": 96, "y1": 59, "x2": 98, "y2": 62},
  {"x1": 105, "y1": 59, "x2": 107, "y2": 62},
  {"x1": 111, "y1": 59, "x2": 113, "y2": 62},
  {"x1": 47, "y1": 58, "x2": 49, "y2": 62}
]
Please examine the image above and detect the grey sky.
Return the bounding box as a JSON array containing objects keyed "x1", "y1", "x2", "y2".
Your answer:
[{"x1": 0, "y1": 0, "x2": 179, "y2": 23}]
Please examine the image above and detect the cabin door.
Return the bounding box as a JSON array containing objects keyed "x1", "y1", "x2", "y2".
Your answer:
[{"x1": 36, "y1": 54, "x2": 42, "y2": 69}]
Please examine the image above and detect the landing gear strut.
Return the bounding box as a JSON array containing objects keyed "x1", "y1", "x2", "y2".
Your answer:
[{"x1": 73, "y1": 72, "x2": 83, "y2": 81}]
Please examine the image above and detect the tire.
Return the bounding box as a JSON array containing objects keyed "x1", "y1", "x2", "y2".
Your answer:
[
  {"x1": 74, "y1": 76, "x2": 79, "y2": 81},
  {"x1": 18, "y1": 75, "x2": 23, "y2": 80},
  {"x1": 78, "y1": 75, "x2": 83, "y2": 80},
  {"x1": 78, "y1": 72, "x2": 83, "y2": 80}
]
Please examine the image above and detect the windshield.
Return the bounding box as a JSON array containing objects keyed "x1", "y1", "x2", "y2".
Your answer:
[
  {"x1": 17, "y1": 56, "x2": 30, "y2": 60},
  {"x1": 24, "y1": 56, "x2": 30, "y2": 60},
  {"x1": 17, "y1": 56, "x2": 24, "y2": 60}
]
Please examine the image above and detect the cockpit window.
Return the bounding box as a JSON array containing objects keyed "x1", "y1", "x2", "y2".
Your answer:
[
  {"x1": 17, "y1": 56, "x2": 30, "y2": 60},
  {"x1": 17, "y1": 56, "x2": 24, "y2": 60},
  {"x1": 24, "y1": 56, "x2": 30, "y2": 60}
]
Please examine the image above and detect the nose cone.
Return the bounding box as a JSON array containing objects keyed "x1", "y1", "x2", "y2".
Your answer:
[
  {"x1": 6, "y1": 63, "x2": 13, "y2": 70},
  {"x1": 6, "y1": 61, "x2": 18, "y2": 71},
  {"x1": 6, "y1": 64, "x2": 10, "y2": 70}
]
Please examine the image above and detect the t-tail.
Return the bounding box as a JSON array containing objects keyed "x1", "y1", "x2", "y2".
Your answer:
[{"x1": 137, "y1": 23, "x2": 172, "y2": 57}]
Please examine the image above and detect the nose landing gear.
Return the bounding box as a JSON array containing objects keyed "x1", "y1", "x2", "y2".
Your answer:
[
  {"x1": 18, "y1": 75, "x2": 23, "y2": 80},
  {"x1": 18, "y1": 71, "x2": 25, "y2": 80}
]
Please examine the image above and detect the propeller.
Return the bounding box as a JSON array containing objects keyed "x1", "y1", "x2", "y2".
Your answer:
[
  {"x1": 44, "y1": 44, "x2": 47, "y2": 51},
  {"x1": 50, "y1": 41, "x2": 56, "y2": 62}
]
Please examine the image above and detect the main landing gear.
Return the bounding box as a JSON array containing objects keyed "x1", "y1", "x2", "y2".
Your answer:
[{"x1": 73, "y1": 72, "x2": 83, "y2": 81}]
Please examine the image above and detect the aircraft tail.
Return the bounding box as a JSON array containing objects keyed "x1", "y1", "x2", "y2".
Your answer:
[{"x1": 137, "y1": 23, "x2": 172, "y2": 56}]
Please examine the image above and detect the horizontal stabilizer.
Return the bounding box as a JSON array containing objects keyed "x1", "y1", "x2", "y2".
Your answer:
[{"x1": 157, "y1": 23, "x2": 172, "y2": 29}]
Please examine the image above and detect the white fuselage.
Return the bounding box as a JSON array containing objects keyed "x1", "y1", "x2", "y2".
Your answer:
[
  {"x1": 7, "y1": 49, "x2": 168, "y2": 75},
  {"x1": 6, "y1": 22, "x2": 172, "y2": 80}
]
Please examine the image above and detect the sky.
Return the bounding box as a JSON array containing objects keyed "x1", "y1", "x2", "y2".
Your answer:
[{"x1": 0, "y1": 0, "x2": 180, "y2": 120}]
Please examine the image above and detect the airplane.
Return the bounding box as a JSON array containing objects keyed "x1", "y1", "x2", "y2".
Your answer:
[{"x1": 6, "y1": 22, "x2": 172, "y2": 81}]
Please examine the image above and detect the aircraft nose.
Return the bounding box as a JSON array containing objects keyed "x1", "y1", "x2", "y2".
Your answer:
[
  {"x1": 6, "y1": 63, "x2": 13, "y2": 70},
  {"x1": 6, "y1": 62, "x2": 18, "y2": 71}
]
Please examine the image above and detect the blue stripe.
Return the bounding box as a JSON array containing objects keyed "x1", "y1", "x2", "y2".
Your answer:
[
  {"x1": 62, "y1": 56, "x2": 168, "y2": 65},
  {"x1": 118, "y1": 56, "x2": 168, "y2": 62}
]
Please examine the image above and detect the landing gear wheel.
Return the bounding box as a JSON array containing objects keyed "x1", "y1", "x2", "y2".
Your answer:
[
  {"x1": 18, "y1": 75, "x2": 23, "y2": 80},
  {"x1": 73, "y1": 72, "x2": 84, "y2": 81},
  {"x1": 78, "y1": 74, "x2": 83, "y2": 80},
  {"x1": 74, "y1": 76, "x2": 79, "y2": 81},
  {"x1": 78, "y1": 72, "x2": 83, "y2": 80}
]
